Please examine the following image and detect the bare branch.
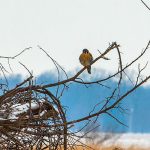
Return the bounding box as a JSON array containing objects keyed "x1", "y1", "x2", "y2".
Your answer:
[
  {"x1": 0, "y1": 41, "x2": 150, "y2": 149},
  {"x1": 141, "y1": 0, "x2": 150, "y2": 11}
]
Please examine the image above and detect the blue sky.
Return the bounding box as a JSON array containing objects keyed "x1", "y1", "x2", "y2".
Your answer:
[{"x1": 4, "y1": 72, "x2": 150, "y2": 133}]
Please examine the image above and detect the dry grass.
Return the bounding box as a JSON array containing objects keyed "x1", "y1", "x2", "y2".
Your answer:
[
  {"x1": 85, "y1": 145, "x2": 150, "y2": 150},
  {"x1": 36, "y1": 145, "x2": 150, "y2": 150},
  {"x1": 71, "y1": 146, "x2": 150, "y2": 150}
]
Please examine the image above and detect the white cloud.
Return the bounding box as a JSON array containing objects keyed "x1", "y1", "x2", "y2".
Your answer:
[{"x1": 0, "y1": 0, "x2": 149, "y2": 81}]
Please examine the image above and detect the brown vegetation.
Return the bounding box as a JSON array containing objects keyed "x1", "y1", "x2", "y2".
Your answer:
[
  {"x1": 0, "y1": 41, "x2": 150, "y2": 149},
  {"x1": 33, "y1": 144, "x2": 150, "y2": 150}
]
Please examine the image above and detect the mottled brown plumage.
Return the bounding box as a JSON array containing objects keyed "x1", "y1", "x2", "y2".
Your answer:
[{"x1": 79, "y1": 49, "x2": 93, "y2": 74}]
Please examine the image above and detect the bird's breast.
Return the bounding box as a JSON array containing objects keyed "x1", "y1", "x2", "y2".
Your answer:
[{"x1": 80, "y1": 53, "x2": 91, "y2": 66}]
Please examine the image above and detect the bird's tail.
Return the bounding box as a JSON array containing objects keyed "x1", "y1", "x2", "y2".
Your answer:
[{"x1": 87, "y1": 66, "x2": 91, "y2": 74}]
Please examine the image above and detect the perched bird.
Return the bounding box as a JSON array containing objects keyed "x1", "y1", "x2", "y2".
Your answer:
[{"x1": 79, "y1": 49, "x2": 93, "y2": 74}]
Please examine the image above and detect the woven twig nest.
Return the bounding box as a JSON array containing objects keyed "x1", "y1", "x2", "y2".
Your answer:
[{"x1": 0, "y1": 82, "x2": 66, "y2": 149}]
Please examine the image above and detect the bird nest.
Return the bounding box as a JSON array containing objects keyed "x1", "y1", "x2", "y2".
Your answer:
[{"x1": 0, "y1": 77, "x2": 68, "y2": 149}]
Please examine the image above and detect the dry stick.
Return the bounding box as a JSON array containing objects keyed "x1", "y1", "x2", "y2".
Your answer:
[
  {"x1": 1, "y1": 41, "x2": 150, "y2": 126},
  {"x1": 0, "y1": 63, "x2": 9, "y2": 87},
  {"x1": 42, "y1": 42, "x2": 117, "y2": 88},
  {"x1": 0, "y1": 47, "x2": 32, "y2": 59},
  {"x1": 65, "y1": 75, "x2": 150, "y2": 126},
  {"x1": 15, "y1": 76, "x2": 33, "y2": 88},
  {"x1": 106, "y1": 112, "x2": 128, "y2": 127},
  {"x1": 115, "y1": 42, "x2": 123, "y2": 87},
  {"x1": 75, "y1": 77, "x2": 110, "y2": 89},
  {"x1": 70, "y1": 124, "x2": 100, "y2": 149},
  {"x1": 74, "y1": 41, "x2": 150, "y2": 85},
  {"x1": 135, "y1": 62, "x2": 148, "y2": 86},
  {"x1": 0, "y1": 128, "x2": 25, "y2": 148},
  {"x1": 23, "y1": 74, "x2": 150, "y2": 129},
  {"x1": 38, "y1": 45, "x2": 61, "y2": 99},
  {"x1": 0, "y1": 42, "x2": 149, "y2": 148},
  {"x1": 1, "y1": 41, "x2": 149, "y2": 91},
  {"x1": 99, "y1": 88, "x2": 117, "y2": 112},
  {"x1": 19, "y1": 62, "x2": 32, "y2": 76},
  {"x1": 27, "y1": 44, "x2": 117, "y2": 148},
  {"x1": 0, "y1": 47, "x2": 32, "y2": 103},
  {"x1": 141, "y1": 0, "x2": 150, "y2": 11},
  {"x1": 37, "y1": 46, "x2": 68, "y2": 99},
  {"x1": 37, "y1": 45, "x2": 68, "y2": 79},
  {"x1": 0, "y1": 42, "x2": 127, "y2": 94},
  {"x1": 123, "y1": 70, "x2": 135, "y2": 86},
  {"x1": 40, "y1": 88, "x2": 68, "y2": 150},
  {"x1": 69, "y1": 135, "x2": 95, "y2": 150},
  {"x1": 0, "y1": 76, "x2": 33, "y2": 104}
]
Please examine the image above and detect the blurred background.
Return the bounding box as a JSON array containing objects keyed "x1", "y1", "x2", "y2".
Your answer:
[{"x1": 1, "y1": 0, "x2": 150, "y2": 149}]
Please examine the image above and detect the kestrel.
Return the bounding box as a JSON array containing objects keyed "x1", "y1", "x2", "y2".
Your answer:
[{"x1": 79, "y1": 49, "x2": 93, "y2": 74}]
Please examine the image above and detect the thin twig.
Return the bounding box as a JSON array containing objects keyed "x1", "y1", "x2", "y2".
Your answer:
[{"x1": 141, "y1": 0, "x2": 150, "y2": 11}]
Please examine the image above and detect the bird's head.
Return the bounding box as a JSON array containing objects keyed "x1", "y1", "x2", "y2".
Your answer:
[{"x1": 83, "y1": 49, "x2": 89, "y2": 53}]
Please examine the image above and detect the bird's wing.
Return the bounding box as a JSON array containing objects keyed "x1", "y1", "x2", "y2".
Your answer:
[
  {"x1": 79, "y1": 53, "x2": 85, "y2": 65},
  {"x1": 89, "y1": 53, "x2": 93, "y2": 63}
]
